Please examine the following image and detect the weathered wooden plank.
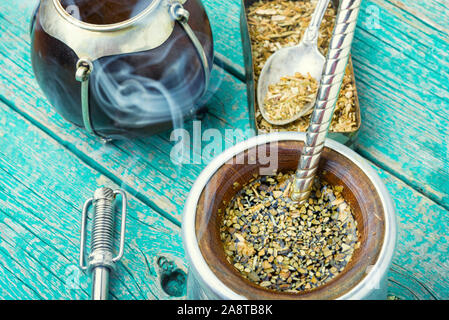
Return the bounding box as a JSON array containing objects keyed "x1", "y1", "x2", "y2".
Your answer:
[
  {"x1": 0, "y1": 248, "x2": 44, "y2": 299},
  {"x1": 0, "y1": 101, "x2": 186, "y2": 300},
  {"x1": 385, "y1": 0, "x2": 449, "y2": 37},
  {"x1": 202, "y1": 0, "x2": 245, "y2": 76},
  {"x1": 349, "y1": 1, "x2": 449, "y2": 207},
  {"x1": 2, "y1": 92, "x2": 447, "y2": 300},
  {"x1": 351, "y1": 67, "x2": 449, "y2": 205}
]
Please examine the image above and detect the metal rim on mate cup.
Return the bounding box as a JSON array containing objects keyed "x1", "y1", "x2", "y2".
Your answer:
[{"x1": 182, "y1": 132, "x2": 397, "y2": 300}]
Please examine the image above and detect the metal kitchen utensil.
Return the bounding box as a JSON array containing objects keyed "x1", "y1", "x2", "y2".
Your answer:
[
  {"x1": 291, "y1": 0, "x2": 362, "y2": 203},
  {"x1": 257, "y1": 0, "x2": 331, "y2": 125},
  {"x1": 80, "y1": 187, "x2": 127, "y2": 300}
]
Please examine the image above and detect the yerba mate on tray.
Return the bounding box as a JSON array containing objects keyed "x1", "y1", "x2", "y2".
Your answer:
[
  {"x1": 264, "y1": 72, "x2": 318, "y2": 122},
  {"x1": 220, "y1": 171, "x2": 360, "y2": 293},
  {"x1": 242, "y1": 0, "x2": 360, "y2": 139}
]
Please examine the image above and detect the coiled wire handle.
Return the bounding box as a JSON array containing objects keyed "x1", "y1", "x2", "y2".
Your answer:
[
  {"x1": 291, "y1": 0, "x2": 362, "y2": 203},
  {"x1": 79, "y1": 187, "x2": 127, "y2": 300}
]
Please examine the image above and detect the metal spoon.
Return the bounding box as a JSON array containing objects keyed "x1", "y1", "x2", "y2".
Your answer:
[
  {"x1": 257, "y1": 0, "x2": 331, "y2": 125},
  {"x1": 291, "y1": 0, "x2": 362, "y2": 203}
]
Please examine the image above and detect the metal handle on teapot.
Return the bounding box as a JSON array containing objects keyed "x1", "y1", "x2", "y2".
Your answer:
[{"x1": 291, "y1": 0, "x2": 362, "y2": 203}]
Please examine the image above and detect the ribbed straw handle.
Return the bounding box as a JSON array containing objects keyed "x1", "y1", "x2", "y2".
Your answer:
[{"x1": 291, "y1": 0, "x2": 362, "y2": 203}]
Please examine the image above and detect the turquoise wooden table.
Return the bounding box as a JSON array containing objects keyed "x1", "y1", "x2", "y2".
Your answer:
[{"x1": 0, "y1": 0, "x2": 448, "y2": 300}]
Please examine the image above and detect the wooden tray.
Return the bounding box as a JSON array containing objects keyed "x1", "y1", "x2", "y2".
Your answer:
[{"x1": 240, "y1": 0, "x2": 361, "y2": 146}]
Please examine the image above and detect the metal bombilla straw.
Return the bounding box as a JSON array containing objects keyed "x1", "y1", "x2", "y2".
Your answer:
[
  {"x1": 79, "y1": 187, "x2": 127, "y2": 300},
  {"x1": 291, "y1": 0, "x2": 362, "y2": 203}
]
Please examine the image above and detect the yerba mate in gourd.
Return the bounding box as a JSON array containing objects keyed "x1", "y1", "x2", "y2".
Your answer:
[{"x1": 220, "y1": 172, "x2": 360, "y2": 293}]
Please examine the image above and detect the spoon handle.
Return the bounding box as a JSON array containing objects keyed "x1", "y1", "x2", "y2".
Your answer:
[
  {"x1": 291, "y1": 0, "x2": 362, "y2": 203},
  {"x1": 303, "y1": 0, "x2": 331, "y2": 44}
]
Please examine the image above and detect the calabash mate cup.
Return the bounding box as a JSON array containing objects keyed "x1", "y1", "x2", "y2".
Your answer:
[
  {"x1": 31, "y1": 0, "x2": 214, "y2": 141},
  {"x1": 182, "y1": 132, "x2": 397, "y2": 299},
  {"x1": 240, "y1": 0, "x2": 361, "y2": 146}
]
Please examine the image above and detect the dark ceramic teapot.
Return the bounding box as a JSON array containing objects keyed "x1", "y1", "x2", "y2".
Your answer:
[{"x1": 31, "y1": 0, "x2": 214, "y2": 140}]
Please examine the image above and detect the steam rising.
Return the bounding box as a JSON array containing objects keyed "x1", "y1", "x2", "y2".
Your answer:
[
  {"x1": 57, "y1": 0, "x2": 213, "y2": 138},
  {"x1": 90, "y1": 31, "x2": 204, "y2": 130}
]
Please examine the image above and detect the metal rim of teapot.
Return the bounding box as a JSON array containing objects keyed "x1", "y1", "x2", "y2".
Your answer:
[
  {"x1": 182, "y1": 132, "x2": 397, "y2": 300},
  {"x1": 52, "y1": 0, "x2": 163, "y2": 32}
]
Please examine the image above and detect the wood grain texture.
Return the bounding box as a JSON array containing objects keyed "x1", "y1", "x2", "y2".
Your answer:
[
  {"x1": 347, "y1": 0, "x2": 449, "y2": 204},
  {"x1": 0, "y1": 0, "x2": 447, "y2": 300},
  {"x1": 0, "y1": 100, "x2": 187, "y2": 300},
  {"x1": 202, "y1": 0, "x2": 245, "y2": 73}
]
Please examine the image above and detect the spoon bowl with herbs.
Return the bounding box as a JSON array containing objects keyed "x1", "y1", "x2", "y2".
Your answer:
[{"x1": 257, "y1": 0, "x2": 330, "y2": 125}]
